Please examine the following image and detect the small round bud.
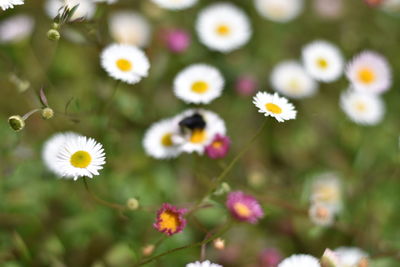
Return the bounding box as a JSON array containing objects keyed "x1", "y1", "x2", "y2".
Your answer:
[
  {"x1": 213, "y1": 238, "x2": 225, "y2": 250},
  {"x1": 41, "y1": 107, "x2": 54, "y2": 120},
  {"x1": 8, "y1": 115, "x2": 25, "y2": 132},
  {"x1": 47, "y1": 29, "x2": 60, "y2": 41},
  {"x1": 126, "y1": 198, "x2": 139, "y2": 210},
  {"x1": 142, "y1": 244, "x2": 154, "y2": 256}
]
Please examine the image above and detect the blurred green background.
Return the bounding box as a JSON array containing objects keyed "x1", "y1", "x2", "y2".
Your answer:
[{"x1": 1, "y1": 0, "x2": 400, "y2": 266}]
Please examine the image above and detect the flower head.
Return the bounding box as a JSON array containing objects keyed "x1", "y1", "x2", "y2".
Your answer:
[
  {"x1": 151, "y1": 0, "x2": 198, "y2": 10},
  {"x1": 254, "y1": 0, "x2": 304, "y2": 23},
  {"x1": 196, "y1": 3, "x2": 252, "y2": 53},
  {"x1": 173, "y1": 64, "x2": 225, "y2": 104},
  {"x1": 270, "y1": 61, "x2": 318, "y2": 99},
  {"x1": 108, "y1": 11, "x2": 151, "y2": 47},
  {"x1": 308, "y1": 202, "x2": 336, "y2": 227},
  {"x1": 334, "y1": 247, "x2": 369, "y2": 267},
  {"x1": 164, "y1": 29, "x2": 191, "y2": 53},
  {"x1": 226, "y1": 191, "x2": 264, "y2": 224},
  {"x1": 310, "y1": 172, "x2": 342, "y2": 210},
  {"x1": 205, "y1": 134, "x2": 230, "y2": 159},
  {"x1": 0, "y1": 0, "x2": 24, "y2": 10},
  {"x1": 154, "y1": 203, "x2": 187, "y2": 236},
  {"x1": 302, "y1": 40, "x2": 344, "y2": 82},
  {"x1": 253, "y1": 92, "x2": 297, "y2": 122},
  {"x1": 186, "y1": 261, "x2": 222, "y2": 267},
  {"x1": 340, "y1": 89, "x2": 385, "y2": 126},
  {"x1": 278, "y1": 254, "x2": 320, "y2": 267},
  {"x1": 45, "y1": 0, "x2": 96, "y2": 21},
  {"x1": 0, "y1": 15, "x2": 34, "y2": 44},
  {"x1": 100, "y1": 43, "x2": 150, "y2": 84},
  {"x1": 346, "y1": 51, "x2": 391, "y2": 94}
]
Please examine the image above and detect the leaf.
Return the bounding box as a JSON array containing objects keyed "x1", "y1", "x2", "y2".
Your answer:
[{"x1": 39, "y1": 87, "x2": 49, "y2": 107}]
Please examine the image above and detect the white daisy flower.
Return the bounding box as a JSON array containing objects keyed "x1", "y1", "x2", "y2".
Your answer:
[
  {"x1": 143, "y1": 118, "x2": 182, "y2": 159},
  {"x1": 109, "y1": 11, "x2": 151, "y2": 47},
  {"x1": 173, "y1": 109, "x2": 226, "y2": 154},
  {"x1": 311, "y1": 172, "x2": 342, "y2": 212},
  {"x1": 253, "y1": 92, "x2": 297, "y2": 122},
  {"x1": 196, "y1": 3, "x2": 252, "y2": 53},
  {"x1": 270, "y1": 61, "x2": 318, "y2": 99},
  {"x1": 340, "y1": 89, "x2": 385, "y2": 126},
  {"x1": 308, "y1": 202, "x2": 336, "y2": 227},
  {"x1": 278, "y1": 254, "x2": 320, "y2": 267},
  {"x1": 0, "y1": 15, "x2": 34, "y2": 44},
  {"x1": 56, "y1": 135, "x2": 106, "y2": 180},
  {"x1": 302, "y1": 40, "x2": 344, "y2": 82},
  {"x1": 186, "y1": 260, "x2": 222, "y2": 267},
  {"x1": 42, "y1": 132, "x2": 81, "y2": 177},
  {"x1": 0, "y1": 0, "x2": 24, "y2": 10},
  {"x1": 254, "y1": 0, "x2": 304, "y2": 23},
  {"x1": 100, "y1": 43, "x2": 150, "y2": 84},
  {"x1": 346, "y1": 51, "x2": 392, "y2": 94},
  {"x1": 173, "y1": 64, "x2": 225, "y2": 104},
  {"x1": 45, "y1": 0, "x2": 96, "y2": 21},
  {"x1": 151, "y1": 0, "x2": 197, "y2": 10},
  {"x1": 334, "y1": 247, "x2": 369, "y2": 267}
]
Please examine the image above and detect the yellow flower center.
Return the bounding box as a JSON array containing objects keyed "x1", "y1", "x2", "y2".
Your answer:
[
  {"x1": 216, "y1": 24, "x2": 231, "y2": 36},
  {"x1": 116, "y1": 58, "x2": 132, "y2": 72},
  {"x1": 70, "y1": 151, "x2": 92, "y2": 168},
  {"x1": 191, "y1": 81, "x2": 209, "y2": 94},
  {"x1": 317, "y1": 58, "x2": 329, "y2": 69},
  {"x1": 358, "y1": 68, "x2": 375, "y2": 84},
  {"x1": 288, "y1": 79, "x2": 301, "y2": 93},
  {"x1": 265, "y1": 103, "x2": 282, "y2": 114},
  {"x1": 161, "y1": 133, "x2": 173, "y2": 147},
  {"x1": 190, "y1": 129, "x2": 207, "y2": 144},
  {"x1": 212, "y1": 141, "x2": 223, "y2": 149},
  {"x1": 233, "y1": 203, "x2": 252, "y2": 217},
  {"x1": 354, "y1": 101, "x2": 367, "y2": 112},
  {"x1": 159, "y1": 211, "x2": 179, "y2": 232},
  {"x1": 316, "y1": 186, "x2": 338, "y2": 203}
]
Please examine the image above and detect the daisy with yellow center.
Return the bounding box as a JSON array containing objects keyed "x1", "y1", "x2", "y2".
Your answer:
[
  {"x1": 302, "y1": 40, "x2": 344, "y2": 82},
  {"x1": 340, "y1": 89, "x2": 384, "y2": 126},
  {"x1": 100, "y1": 43, "x2": 150, "y2": 85},
  {"x1": 173, "y1": 64, "x2": 225, "y2": 104},
  {"x1": 270, "y1": 61, "x2": 317, "y2": 99},
  {"x1": 253, "y1": 91, "x2": 297, "y2": 122},
  {"x1": 143, "y1": 118, "x2": 182, "y2": 159},
  {"x1": 196, "y1": 3, "x2": 252, "y2": 53},
  {"x1": 346, "y1": 50, "x2": 391, "y2": 94},
  {"x1": 154, "y1": 203, "x2": 187, "y2": 236},
  {"x1": 226, "y1": 191, "x2": 264, "y2": 224},
  {"x1": 55, "y1": 135, "x2": 106, "y2": 180}
]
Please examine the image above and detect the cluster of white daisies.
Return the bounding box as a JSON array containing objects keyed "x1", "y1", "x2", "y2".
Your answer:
[
  {"x1": 187, "y1": 246, "x2": 369, "y2": 267},
  {"x1": 308, "y1": 172, "x2": 342, "y2": 227},
  {"x1": 42, "y1": 132, "x2": 106, "y2": 180}
]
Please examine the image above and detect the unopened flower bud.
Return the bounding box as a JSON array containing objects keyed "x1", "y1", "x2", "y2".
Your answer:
[
  {"x1": 126, "y1": 198, "x2": 139, "y2": 210},
  {"x1": 142, "y1": 244, "x2": 154, "y2": 256},
  {"x1": 213, "y1": 238, "x2": 225, "y2": 250},
  {"x1": 41, "y1": 107, "x2": 54, "y2": 120},
  {"x1": 8, "y1": 115, "x2": 25, "y2": 132},
  {"x1": 321, "y1": 249, "x2": 340, "y2": 267},
  {"x1": 213, "y1": 182, "x2": 231, "y2": 196},
  {"x1": 52, "y1": 22, "x2": 60, "y2": 29},
  {"x1": 47, "y1": 29, "x2": 60, "y2": 41}
]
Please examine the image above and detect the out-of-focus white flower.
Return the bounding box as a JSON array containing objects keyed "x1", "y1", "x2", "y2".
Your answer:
[
  {"x1": 308, "y1": 202, "x2": 336, "y2": 227},
  {"x1": 340, "y1": 89, "x2": 385, "y2": 126},
  {"x1": 100, "y1": 43, "x2": 150, "y2": 84},
  {"x1": 186, "y1": 260, "x2": 222, "y2": 267},
  {"x1": 253, "y1": 91, "x2": 297, "y2": 122},
  {"x1": 346, "y1": 51, "x2": 392, "y2": 94},
  {"x1": 270, "y1": 61, "x2": 318, "y2": 99},
  {"x1": 109, "y1": 11, "x2": 151, "y2": 47},
  {"x1": 151, "y1": 0, "x2": 197, "y2": 10},
  {"x1": 196, "y1": 2, "x2": 252, "y2": 53},
  {"x1": 310, "y1": 172, "x2": 342, "y2": 211},
  {"x1": 173, "y1": 63, "x2": 225, "y2": 104},
  {"x1": 313, "y1": 0, "x2": 343, "y2": 19},
  {"x1": 278, "y1": 254, "x2": 321, "y2": 267},
  {"x1": 0, "y1": 0, "x2": 24, "y2": 10},
  {"x1": 0, "y1": 15, "x2": 34, "y2": 44},
  {"x1": 302, "y1": 40, "x2": 344, "y2": 82},
  {"x1": 254, "y1": 0, "x2": 304, "y2": 23},
  {"x1": 95, "y1": 0, "x2": 117, "y2": 4},
  {"x1": 334, "y1": 247, "x2": 369, "y2": 267},
  {"x1": 45, "y1": 0, "x2": 96, "y2": 21}
]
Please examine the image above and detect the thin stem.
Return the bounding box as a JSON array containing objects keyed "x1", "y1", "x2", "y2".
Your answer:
[
  {"x1": 101, "y1": 80, "x2": 121, "y2": 114},
  {"x1": 196, "y1": 119, "x2": 268, "y2": 206},
  {"x1": 22, "y1": 109, "x2": 41, "y2": 120},
  {"x1": 82, "y1": 177, "x2": 126, "y2": 212},
  {"x1": 134, "y1": 221, "x2": 233, "y2": 266}
]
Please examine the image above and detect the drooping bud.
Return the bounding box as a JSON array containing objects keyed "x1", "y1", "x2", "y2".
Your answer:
[
  {"x1": 213, "y1": 238, "x2": 225, "y2": 250},
  {"x1": 126, "y1": 198, "x2": 140, "y2": 210},
  {"x1": 47, "y1": 29, "x2": 60, "y2": 41},
  {"x1": 41, "y1": 107, "x2": 54, "y2": 120},
  {"x1": 8, "y1": 115, "x2": 25, "y2": 132}
]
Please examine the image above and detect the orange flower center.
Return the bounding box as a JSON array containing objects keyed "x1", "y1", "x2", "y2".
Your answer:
[
  {"x1": 190, "y1": 129, "x2": 207, "y2": 144},
  {"x1": 233, "y1": 203, "x2": 252, "y2": 217},
  {"x1": 159, "y1": 211, "x2": 179, "y2": 232}
]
